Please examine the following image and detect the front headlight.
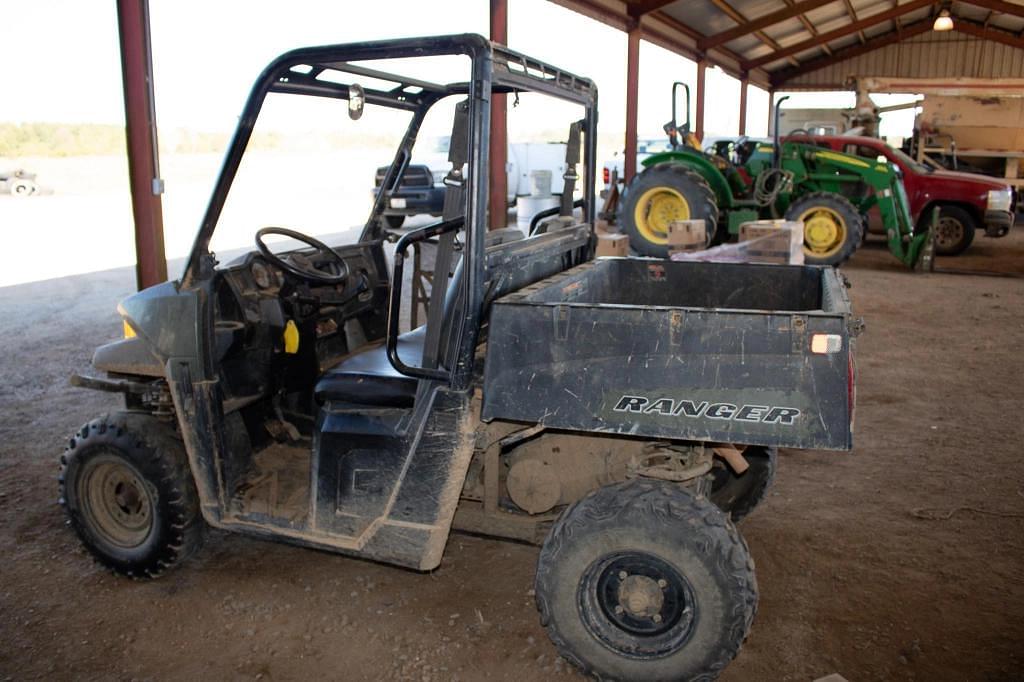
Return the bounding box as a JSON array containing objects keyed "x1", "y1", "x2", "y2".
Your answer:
[
  {"x1": 431, "y1": 170, "x2": 446, "y2": 187},
  {"x1": 987, "y1": 188, "x2": 1013, "y2": 212}
]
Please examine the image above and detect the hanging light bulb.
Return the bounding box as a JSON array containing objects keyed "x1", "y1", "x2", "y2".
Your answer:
[{"x1": 933, "y1": 9, "x2": 954, "y2": 31}]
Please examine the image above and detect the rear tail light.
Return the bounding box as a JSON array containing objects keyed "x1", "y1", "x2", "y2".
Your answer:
[
  {"x1": 810, "y1": 333, "x2": 842, "y2": 354},
  {"x1": 603, "y1": 167, "x2": 610, "y2": 184},
  {"x1": 848, "y1": 353, "x2": 857, "y2": 430}
]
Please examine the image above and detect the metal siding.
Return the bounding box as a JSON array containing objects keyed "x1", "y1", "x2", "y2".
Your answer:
[{"x1": 784, "y1": 31, "x2": 1024, "y2": 88}]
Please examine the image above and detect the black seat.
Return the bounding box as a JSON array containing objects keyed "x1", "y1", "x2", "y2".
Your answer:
[
  {"x1": 314, "y1": 326, "x2": 424, "y2": 407},
  {"x1": 314, "y1": 227, "x2": 525, "y2": 408}
]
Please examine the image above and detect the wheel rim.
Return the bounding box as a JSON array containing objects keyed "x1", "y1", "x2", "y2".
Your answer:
[
  {"x1": 578, "y1": 551, "x2": 696, "y2": 659},
  {"x1": 935, "y1": 216, "x2": 965, "y2": 250},
  {"x1": 633, "y1": 186, "x2": 690, "y2": 245},
  {"x1": 800, "y1": 206, "x2": 847, "y2": 258},
  {"x1": 77, "y1": 454, "x2": 155, "y2": 549}
]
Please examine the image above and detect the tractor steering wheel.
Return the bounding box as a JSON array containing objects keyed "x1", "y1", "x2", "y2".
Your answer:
[{"x1": 255, "y1": 227, "x2": 349, "y2": 285}]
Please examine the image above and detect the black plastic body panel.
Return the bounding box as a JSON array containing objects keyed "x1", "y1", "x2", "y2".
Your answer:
[{"x1": 481, "y1": 258, "x2": 855, "y2": 451}]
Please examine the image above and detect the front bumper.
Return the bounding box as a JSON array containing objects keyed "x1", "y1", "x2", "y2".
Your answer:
[
  {"x1": 983, "y1": 209, "x2": 1013, "y2": 238},
  {"x1": 372, "y1": 186, "x2": 446, "y2": 217}
]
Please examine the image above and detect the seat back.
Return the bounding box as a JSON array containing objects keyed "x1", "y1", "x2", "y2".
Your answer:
[{"x1": 433, "y1": 221, "x2": 590, "y2": 367}]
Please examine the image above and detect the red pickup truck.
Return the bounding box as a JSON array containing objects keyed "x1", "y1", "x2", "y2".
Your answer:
[{"x1": 792, "y1": 134, "x2": 1014, "y2": 256}]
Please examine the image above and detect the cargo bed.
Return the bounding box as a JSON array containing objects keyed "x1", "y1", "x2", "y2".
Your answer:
[{"x1": 481, "y1": 257, "x2": 857, "y2": 450}]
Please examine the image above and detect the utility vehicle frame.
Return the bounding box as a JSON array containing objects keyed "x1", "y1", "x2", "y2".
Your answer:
[{"x1": 62, "y1": 35, "x2": 858, "y2": 681}]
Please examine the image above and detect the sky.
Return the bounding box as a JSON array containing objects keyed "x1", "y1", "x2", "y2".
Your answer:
[
  {"x1": 1, "y1": 0, "x2": 923, "y2": 142},
  {"x1": 2, "y1": 0, "x2": 776, "y2": 139}
]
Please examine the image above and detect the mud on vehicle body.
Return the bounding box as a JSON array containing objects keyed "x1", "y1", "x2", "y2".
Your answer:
[{"x1": 64, "y1": 34, "x2": 858, "y2": 681}]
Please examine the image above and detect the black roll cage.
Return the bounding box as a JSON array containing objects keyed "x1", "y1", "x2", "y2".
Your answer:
[{"x1": 181, "y1": 33, "x2": 598, "y2": 391}]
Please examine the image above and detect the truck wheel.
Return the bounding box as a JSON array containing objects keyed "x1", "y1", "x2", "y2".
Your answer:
[
  {"x1": 931, "y1": 205, "x2": 976, "y2": 256},
  {"x1": 59, "y1": 413, "x2": 204, "y2": 579},
  {"x1": 618, "y1": 163, "x2": 718, "y2": 258},
  {"x1": 384, "y1": 214, "x2": 406, "y2": 229},
  {"x1": 10, "y1": 179, "x2": 37, "y2": 196},
  {"x1": 709, "y1": 446, "x2": 776, "y2": 523},
  {"x1": 785, "y1": 192, "x2": 862, "y2": 266},
  {"x1": 535, "y1": 480, "x2": 757, "y2": 681}
]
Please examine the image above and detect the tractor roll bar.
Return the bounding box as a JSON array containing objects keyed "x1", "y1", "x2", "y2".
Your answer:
[
  {"x1": 387, "y1": 217, "x2": 465, "y2": 381},
  {"x1": 772, "y1": 95, "x2": 791, "y2": 170}
]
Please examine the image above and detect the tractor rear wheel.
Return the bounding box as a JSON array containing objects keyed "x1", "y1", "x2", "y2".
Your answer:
[
  {"x1": 59, "y1": 413, "x2": 204, "y2": 579},
  {"x1": 785, "y1": 192, "x2": 862, "y2": 266},
  {"x1": 535, "y1": 480, "x2": 757, "y2": 681},
  {"x1": 618, "y1": 163, "x2": 718, "y2": 258}
]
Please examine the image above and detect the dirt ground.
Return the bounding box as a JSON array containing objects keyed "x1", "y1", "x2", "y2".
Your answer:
[{"x1": 1, "y1": 227, "x2": 1023, "y2": 681}]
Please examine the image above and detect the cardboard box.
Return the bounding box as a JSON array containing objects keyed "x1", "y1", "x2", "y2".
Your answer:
[
  {"x1": 595, "y1": 231, "x2": 629, "y2": 257},
  {"x1": 667, "y1": 219, "x2": 707, "y2": 255},
  {"x1": 738, "y1": 219, "x2": 804, "y2": 265}
]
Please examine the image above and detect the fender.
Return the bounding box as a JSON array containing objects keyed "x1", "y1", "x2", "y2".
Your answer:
[{"x1": 640, "y1": 151, "x2": 736, "y2": 208}]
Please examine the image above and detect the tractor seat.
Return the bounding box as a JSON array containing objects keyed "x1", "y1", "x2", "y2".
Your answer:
[{"x1": 313, "y1": 226, "x2": 525, "y2": 408}]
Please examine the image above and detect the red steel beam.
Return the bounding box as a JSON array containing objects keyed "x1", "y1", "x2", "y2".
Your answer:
[
  {"x1": 748, "y1": 0, "x2": 935, "y2": 71},
  {"x1": 625, "y1": 24, "x2": 641, "y2": 182},
  {"x1": 116, "y1": 0, "x2": 167, "y2": 290},
  {"x1": 955, "y1": 18, "x2": 1024, "y2": 50},
  {"x1": 738, "y1": 76, "x2": 748, "y2": 135},
  {"x1": 771, "y1": 18, "x2": 933, "y2": 86},
  {"x1": 489, "y1": 0, "x2": 509, "y2": 230},
  {"x1": 700, "y1": 0, "x2": 836, "y2": 50},
  {"x1": 627, "y1": 0, "x2": 677, "y2": 17},
  {"x1": 695, "y1": 59, "x2": 707, "y2": 140},
  {"x1": 964, "y1": 0, "x2": 1024, "y2": 19}
]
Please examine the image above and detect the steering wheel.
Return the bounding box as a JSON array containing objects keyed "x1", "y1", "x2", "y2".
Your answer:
[{"x1": 255, "y1": 227, "x2": 349, "y2": 285}]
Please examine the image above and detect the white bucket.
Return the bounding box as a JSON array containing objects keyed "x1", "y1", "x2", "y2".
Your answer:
[
  {"x1": 516, "y1": 195, "x2": 560, "y2": 232},
  {"x1": 529, "y1": 169, "x2": 553, "y2": 197}
]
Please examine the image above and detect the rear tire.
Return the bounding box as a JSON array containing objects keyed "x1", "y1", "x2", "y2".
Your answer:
[
  {"x1": 618, "y1": 163, "x2": 719, "y2": 258},
  {"x1": 59, "y1": 413, "x2": 204, "y2": 579},
  {"x1": 384, "y1": 214, "x2": 406, "y2": 229},
  {"x1": 535, "y1": 480, "x2": 757, "y2": 681},
  {"x1": 709, "y1": 446, "x2": 777, "y2": 522},
  {"x1": 930, "y1": 205, "x2": 976, "y2": 256},
  {"x1": 785, "y1": 192, "x2": 862, "y2": 266}
]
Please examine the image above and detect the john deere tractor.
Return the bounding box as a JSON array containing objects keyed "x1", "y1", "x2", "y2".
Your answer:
[{"x1": 618, "y1": 88, "x2": 933, "y2": 269}]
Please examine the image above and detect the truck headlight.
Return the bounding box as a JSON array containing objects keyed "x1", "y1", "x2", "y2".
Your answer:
[
  {"x1": 432, "y1": 170, "x2": 446, "y2": 187},
  {"x1": 987, "y1": 188, "x2": 1013, "y2": 212}
]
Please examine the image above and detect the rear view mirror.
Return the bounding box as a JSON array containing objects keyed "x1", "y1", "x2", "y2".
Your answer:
[{"x1": 348, "y1": 83, "x2": 365, "y2": 120}]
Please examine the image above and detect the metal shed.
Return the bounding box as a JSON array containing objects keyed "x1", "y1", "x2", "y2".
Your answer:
[
  {"x1": 117, "y1": 0, "x2": 1024, "y2": 287},
  {"x1": 547, "y1": 0, "x2": 1024, "y2": 179}
]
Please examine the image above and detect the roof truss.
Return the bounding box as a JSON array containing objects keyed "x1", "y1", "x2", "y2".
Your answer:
[{"x1": 559, "y1": 0, "x2": 1024, "y2": 89}]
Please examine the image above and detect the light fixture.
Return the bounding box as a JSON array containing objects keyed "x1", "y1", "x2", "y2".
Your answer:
[{"x1": 933, "y1": 9, "x2": 954, "y2": 31}]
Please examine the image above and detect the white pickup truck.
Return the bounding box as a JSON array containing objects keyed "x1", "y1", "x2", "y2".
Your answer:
[{"x1": 373, "y1": 136, "x2": 568, "y2": 227}]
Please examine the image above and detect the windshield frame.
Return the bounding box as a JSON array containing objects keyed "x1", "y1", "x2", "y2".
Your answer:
[
  {"x1": 182, "y1": 34, "x2": 598, "y2": 290},
  {"x1": 182, "y1": 35, "x2": 492, "y2": 287}
]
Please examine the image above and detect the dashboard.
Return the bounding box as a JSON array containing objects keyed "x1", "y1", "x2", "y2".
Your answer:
[{"x1": 210, "y1": 241, "x2": 392, "y2": 406}]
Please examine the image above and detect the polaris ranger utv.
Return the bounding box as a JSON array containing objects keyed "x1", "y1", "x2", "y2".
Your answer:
[{"x1": 62, "y1": 35, "x2": 858, "y2": 681}]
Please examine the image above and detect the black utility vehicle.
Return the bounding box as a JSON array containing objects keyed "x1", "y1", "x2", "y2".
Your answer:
[{"x1": 62, "y1": 35, "x2": 858, "y2": 680}]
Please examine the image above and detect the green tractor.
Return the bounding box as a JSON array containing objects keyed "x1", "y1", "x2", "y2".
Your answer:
[{"x1": 618, "y1": 88, "x2": 934, "y2": 269}]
